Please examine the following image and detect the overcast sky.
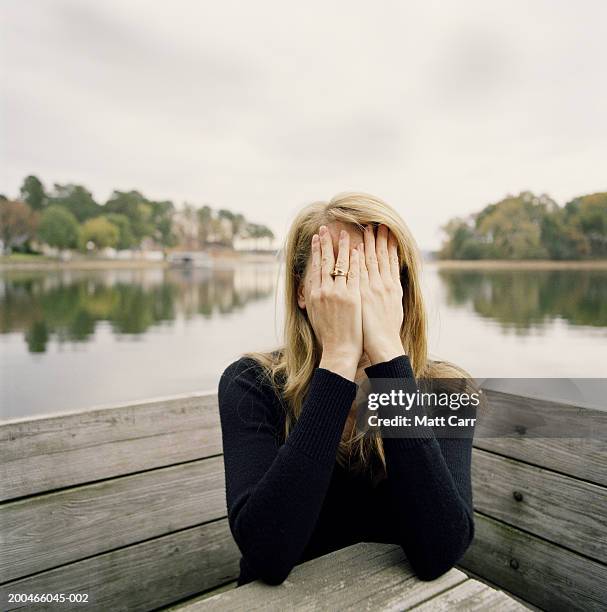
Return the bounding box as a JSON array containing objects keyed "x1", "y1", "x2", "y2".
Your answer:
[{"x1": 2, "y1": 0, "x2": 606, "y2": 249}]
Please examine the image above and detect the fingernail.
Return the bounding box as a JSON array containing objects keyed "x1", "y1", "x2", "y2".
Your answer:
[
  {"x1": 319, "y1": 225, "x2": 326, "y2": 235},
  {"x1": 340, "y1": 230, "x2": 347, "y2": 239},
  {"x1": 312, "y1": 234, "x2": 319, "y2": 243}
]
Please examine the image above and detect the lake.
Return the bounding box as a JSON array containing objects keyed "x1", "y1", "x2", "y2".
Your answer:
[{"x1": 1, "y1": 263, "x2": 606, "y2": 420}]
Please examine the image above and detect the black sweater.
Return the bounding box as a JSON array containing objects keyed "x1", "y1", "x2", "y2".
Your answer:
[{"x1": 217, "y1": 354, "x2": 475, "y2": 586}]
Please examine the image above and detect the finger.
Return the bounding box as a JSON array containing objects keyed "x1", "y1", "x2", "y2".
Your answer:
[
  {"x1": 376, "y1": 224, "x2": 391, "y2": 280},
  {"x1": 387, "y1": 231, "x2": 400, "y2": 284},
  {"x1": 319, "y1": 225, "x2": 335, "y2": 286},
  {"x1": 358, "y1": 242, "x2": 369, "y2": 287},
  {"x1": 334, "y1": 229, "x2": 350, "y2": 287},
  {"x1": 347, "y1": 246, "x2": 359, "y2": 290},
  {"x1": 363, "y1": 224, "x2": 380, "y2": 281},
  {"x1": 310, "y1": 233, "x2": 321, "y2": 290}
]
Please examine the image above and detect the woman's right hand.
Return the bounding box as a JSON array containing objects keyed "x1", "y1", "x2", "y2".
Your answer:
[{"x1": 306, "y1": 225, "x2": 363, "y2": 382}]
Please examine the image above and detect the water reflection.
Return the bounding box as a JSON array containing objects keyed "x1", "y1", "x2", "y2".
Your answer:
[
  {"x1": 439, "y1": 269, "x2": 607, "y2": 331},
  {"x1": 0, "y1": 266, "x2": 277, "y2": 353},
  {"x1": 2, "y1": 265, "x2": 605, "y2": 416}
]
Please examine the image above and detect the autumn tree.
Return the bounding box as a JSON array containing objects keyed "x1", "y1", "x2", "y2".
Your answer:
[
  {"x1": 0, "y1": 200, "x2": 39, "y2": 253},
  {"x1": 440, "y1": 191, "x2": 606, "y2": 260}
]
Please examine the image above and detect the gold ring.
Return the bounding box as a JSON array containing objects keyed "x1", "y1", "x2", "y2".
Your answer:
[{"x1": 330, "y1": 267, "x2": 348, "y2": 277}]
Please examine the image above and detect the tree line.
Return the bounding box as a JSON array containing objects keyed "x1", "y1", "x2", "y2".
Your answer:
[
  {"x1": 439, "y1": 191, "x2": 607, "y2": 260},
  {"x1": 0, "y1": 175, "x2": 274, "y2": 254}
]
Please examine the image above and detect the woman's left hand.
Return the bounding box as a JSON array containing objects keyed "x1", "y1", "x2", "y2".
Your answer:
[{"x1": 358, "y1": 224, "x2": 405, "y2": 365}]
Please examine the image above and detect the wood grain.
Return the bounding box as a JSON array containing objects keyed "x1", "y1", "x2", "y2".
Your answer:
[
  {"x1": 461, "y1": 514, "x2": 607, "y2": 612},
  {"x1": 1, "y1": 457, "x2": 227, "y2": 582},
  {"x1": 187, "y1": 542, "x2": 468, "y2": 611},
  {"x1": 0, "y1": 520, "x2": 240, "y2": 612},
  {"x1": 471, "y1": 448, "x2": 607, "y2": 563},
  {"x1": 411, "y1": 578, "x2": 528, "y2": 611},
  {"x1": 478, "y1": 389, "x2": 605, "y2": 439},
  {"x1": 2, "y1": 389, "x2": 605, "y2": 610},
  {"x1": 474, "y1": 437, "x2": 607, "y2": 486},
  {"x1": 0, "y1": 393, "x2": 221, "y2": 501}
]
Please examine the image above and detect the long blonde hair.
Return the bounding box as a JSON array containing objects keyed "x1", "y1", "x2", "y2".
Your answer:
[{"x1": 248, "y1": 192, "x2": 471, "y2": 478}]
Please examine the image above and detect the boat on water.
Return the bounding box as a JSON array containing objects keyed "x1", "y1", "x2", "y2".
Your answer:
[{"x1": 166, "y1": 250, "x2": 212, "y2": 268}]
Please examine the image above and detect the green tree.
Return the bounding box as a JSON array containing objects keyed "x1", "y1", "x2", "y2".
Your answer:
[
  {"x1": 48, "y1": 184, "x2": 100, "y2": 222},
  {"x1": 174, "y1": 203, "x2": 199, "y2": 249},
  {"x1": 541, "y1": 210, "x2": 588, "y2": 260},
  {"x1": 476, "y1": 194, "x2": 549, "y2": 259},
  {"x1": 564, "y1": 193, "x2": 607, "y2": 258},
  {"x1": 0, "y1": 200, "x2": 39, "y2": 253},
  {"x1": 20, "y1": 175, "x2": 47, "y2": 210},
  {"x1": 245, "y1": 222, "x2": 275, "y2": 249},
  {"x1": 439, "y1": 218, "x2": 484, "y2": 259},
  {"x1": 197, "y1": 205, "x2": 213, "y2": 246},
  {"x1": 80, "y1": 217, "x2": 119, "y2": 250},
  {"x1": 217, "y1": 209, "x2": 235, "y2": 246},
  {"x1": 232, "y1": 213, "x2": 246, "y2": 238},
  {"x1": 149, "y1": 199, "x2": 177, "y2": 248},
  {"x1": 38, "y1": 206, "x2": 80, "y2": 250},
  {"x1": 105, "y1": 213, "x2": 135, "y2": 249},
  {"x1": 440, "y1": 192, "x2": 570, "y2": 260},
  {"x1": 105, "y1": 191, "x2": 153, "y2": 244}
]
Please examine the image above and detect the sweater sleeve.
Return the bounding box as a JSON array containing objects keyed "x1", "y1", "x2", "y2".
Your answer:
[
  {"x1": 218, "y1": 357, "x2": 358, "y2": 585},
  {"x1": 365, "y1": 355, "x2": 475, "y2": 580}
]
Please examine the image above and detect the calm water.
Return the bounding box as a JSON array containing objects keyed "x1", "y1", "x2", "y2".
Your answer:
[{"x1": 1, "y1": 264, "x2": 606, "y2": 419}]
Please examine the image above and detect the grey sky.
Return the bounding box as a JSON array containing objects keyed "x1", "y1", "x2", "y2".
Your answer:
[{"x1": 2, "y1": 0, "x2": 606, "y2": 249}]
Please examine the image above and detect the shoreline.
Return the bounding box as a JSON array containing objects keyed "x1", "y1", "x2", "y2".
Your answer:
[
  {"x1": 0, "y1": 259, "x2": 169, "y2": 271},
  {"x1": 0, "y1": 252, "x2": 279, "y2": 271},
  {"x1": 428, "y1": 259, "x2": 607, "y2": 270},
  {"x1": 1, "y1": 255, "x2": 606, "y2": 272}
]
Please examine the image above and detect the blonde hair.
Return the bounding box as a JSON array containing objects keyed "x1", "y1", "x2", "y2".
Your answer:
[{"x1": 248, "y1": 192, "x2": 473, "y2": 479}]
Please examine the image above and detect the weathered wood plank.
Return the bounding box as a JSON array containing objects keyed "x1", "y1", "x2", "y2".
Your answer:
[
  {"x1": 474, "y1": 389, "x2": 607, "y2": 485},
  {"x1": 411, "y1": 578, "x2": 529, "y2": 611},
  {"x1": 460, "y1": 514, "x2": 607, "y2": 612},
  {"x1": 1, "y1": 457, "x2": 226, "y2": 583},
  {"x1": 478, "y1": 389, "x2": 605, "y2": 439},
  {"x1": 0, "y1": 520, "x2": 240, "y2": 612},
  {"x1": 167, "y1": 582, "x2": 238, "y2": 610},
  {"x1": 457, "y1": 568, "x2": 544, "y2": 612},
  {"x1": 471, "y1": 448, "x2": 607, "y2": 563},
  {"x1": 474, "y1": 437, "x2": 607, "y2": 486},
  {"x1": 4, "y1": 389, "x2": 604, "y2": 501},
  {"x1": 2, "y1": 389, "x2": 604, "y2": 611},
  {"x1": 187, "y1": 542, "x2": 467, "y2": 611},
  {"x1": 0, "y1": 393, "x2": 221, "y2": 501}
]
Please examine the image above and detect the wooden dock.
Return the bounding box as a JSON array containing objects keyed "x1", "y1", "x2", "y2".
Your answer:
[
  {"x1": 173, "y1": 542, "x2": 527, "y2": 611},
  {"x1": 1, "y1": 390, "x2": 605, "y2": 610}
]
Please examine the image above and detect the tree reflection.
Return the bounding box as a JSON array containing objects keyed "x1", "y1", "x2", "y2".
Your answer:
[
  {"x1": 438, "y1": 269, "x2": 607, "y2": 331},
  {"x1": 0, "y1": 266, "x2": 276, "y2": 352}
]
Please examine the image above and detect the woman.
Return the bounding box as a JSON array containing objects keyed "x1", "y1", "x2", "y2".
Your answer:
[{"x1": 218, "y1": 192, "x2": 476, "y2": 586}]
